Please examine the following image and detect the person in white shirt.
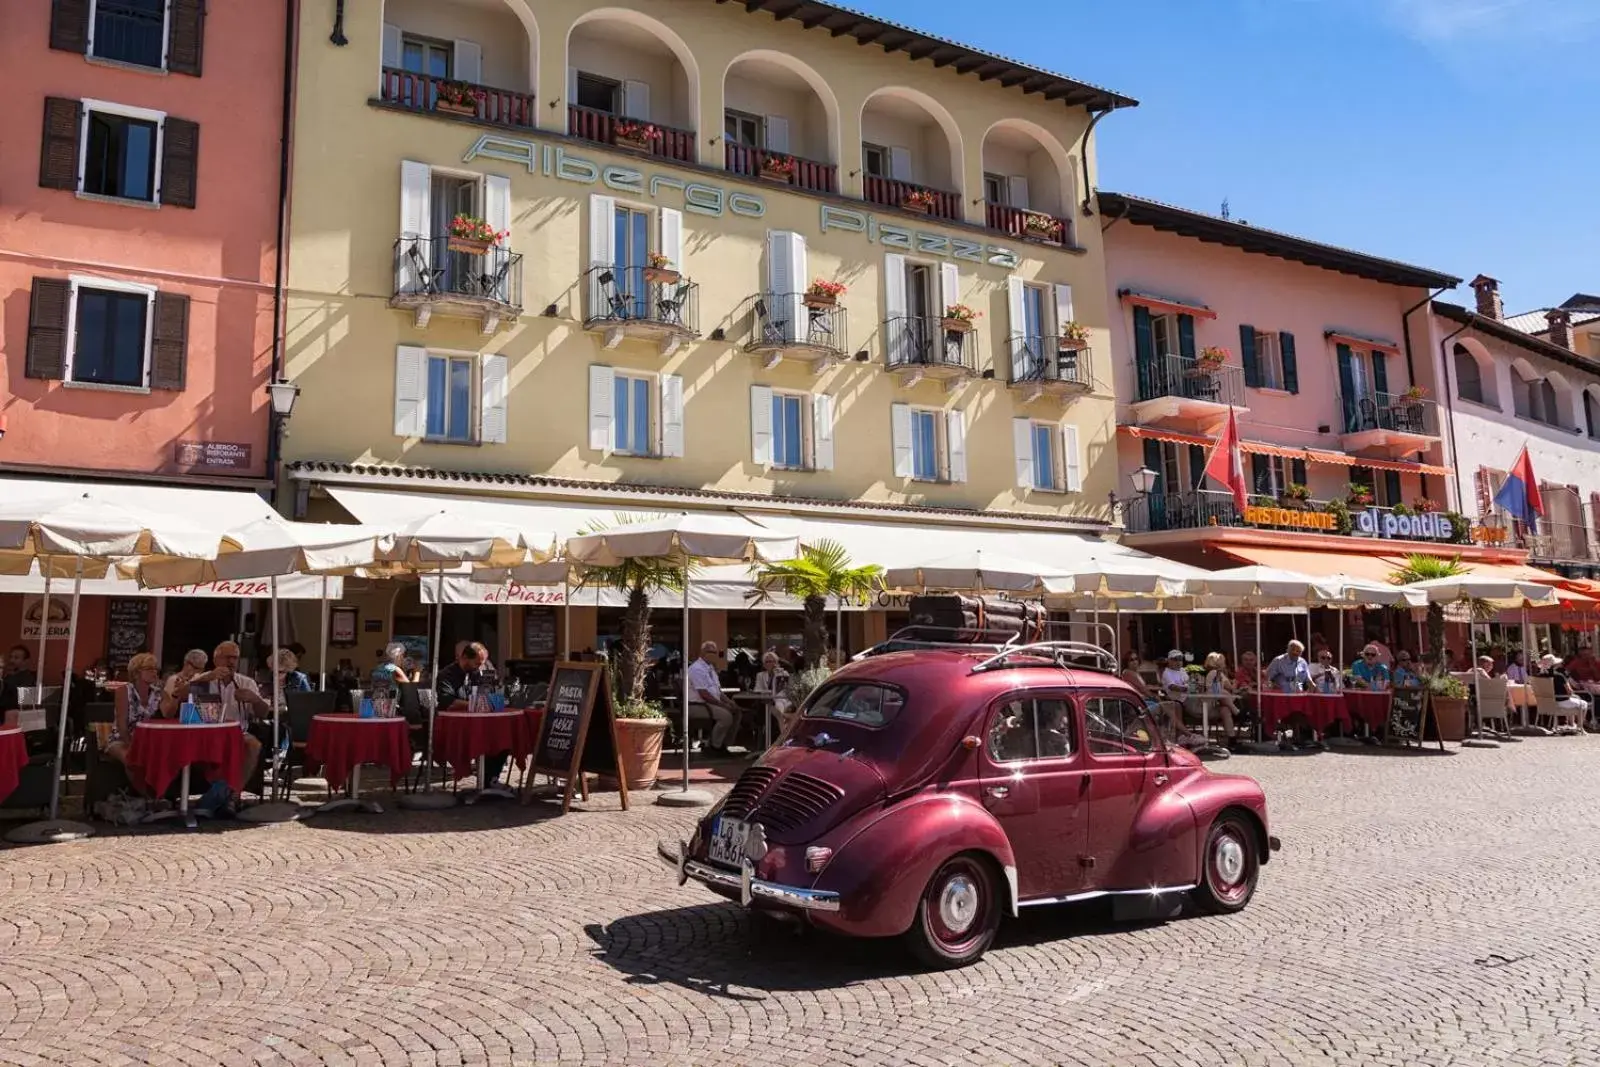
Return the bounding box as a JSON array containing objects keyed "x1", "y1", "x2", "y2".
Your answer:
[
  {"x1": 1157, "y1": 651, "x2": 1191, "y2": 738},
  {"x1": 753, "y1": 651, "x2": 788, "y2": 696},
  {"x1": 688, "y1": 642, "x2": 742, "y2": 756},
  {"x1": 1308, "y1": 650, "x2": 1344, "y2": 693},
  {"x1": 187, "y1": 641, "x2": 270, "y2": 815}
]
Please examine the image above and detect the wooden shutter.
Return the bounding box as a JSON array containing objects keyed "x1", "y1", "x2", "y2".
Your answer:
[
  {"x1": 1054, "y1": 285, "x2": 1074, "y2": 333},
  {"x1": 1371, "y1": 352, "x2": 1390, "y2": 398},
  {"x1": 382, "y1": 24, "x2": 402, "y2": 68},
  {"x1": 393, "y1": 346, "x2": 428, "y2": 437},
  {"x1": 660, "y1": 374, "x2": 684, "y2": 458},
  {"x1": 940, "y1": 262, "x2": 961, "y2": 316},
  {"x1": 49, "y1": 0, "x2": 90, "y2": 54},
  {"x1": 622, "y1": 80, "x2": 651, "y2": 120},
  {"x1": 888, "y1": 146, "x2": 913, "y2": 182},
  {"x1": 167, "y1": 0, "x2": 207, "y2": 76},
  {"x1": 1251, "y1": 454, "x2": 1271, "y2": 496},
  {"x1": 1177, "y1": 314, "x2": 1196, "y2": 360},
  {"x1": 1290, "y1": 458, "x2": 1307, "y2": 488},
  {"x1": 1006, "y1": 278, "x2": 1028, "y2": 381},
  {"x1": 159, "y1": 117, "x2": 200, "y2": 209},
  {"x1": 479, "y1": 354, "x2": 508, "y2": 444},
  {"x1": 1063, "y1": 424, "x2": 1082, "y2": 492},
  {"x1": 1005, "y1": 176, "x2": 1030, "y2": 211},
  {"x1": 453, "y1": 40, "x2": 483, "y2": 85},
  {"x1": 883, "y1": 253, "x2": 907, "y2": 365},
  {"x1": 658, "y1": 207, "x2": 684, "y2": 270},
  {"x1": 767, "y1": 231, "x2": 805, "y2": 343},
  {"x1": 946, "y1": 409, "x2": 967, "y2": 483},
  {"x1": 1012, "y1": 418, "x2": 1033, "y2": 489},
  {"x1": 588, "y1": 365, "x2": 615, "y2": 453},
  {"x1": 1279, "y1": 331, "x2": 1298, "y2": 394},
  {"x1": 39, "y1": 97, "x2": 82, "y2": 191},
  {"x1": 890, "y1": 403, "x2": 913, "y2": 478},
  {"x1": 25, "y1": 278, "x2": 71, "y2": 381},
  {"x1": 812, "y1": 394, "x2": 834, "y2": 471},
  {"x1": 1132, "y1": 305, "x2": 1154, "y2": 397},
  {"x1": 750, "y1": 385, "x2": 773, "y2": 466},
  {"x1": 763, "y1": 116, "x2": 789, "y2": 153},
  {"x1": 1238, "y1": 324, "x2": 1260, "y2": 388},
  {"x1": 148, "y1": 292, "x2": 190, "y2": 390},
  {"x1": 1383, "y1": 469, "x2": 1402, "y2": 507},
  {"x1": 1336, "y1": 344, "x2": 1356, "y2": 431},
  {"x1": 1189, "y1": 444, "x2": 1207, "y2": 490}
]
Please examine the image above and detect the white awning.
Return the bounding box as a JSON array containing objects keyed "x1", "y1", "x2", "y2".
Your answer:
[
  {"x1": 0, "y1": 562, "x2": 342, "y2": 599},
  {"x1": 0, "y1": 474, "x2": 278, "y2": 525}
]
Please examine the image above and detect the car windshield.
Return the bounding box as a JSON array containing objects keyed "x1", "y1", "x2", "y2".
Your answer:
[{"x1": 803, "y1": 681, "x2": 906, "y2": 727}]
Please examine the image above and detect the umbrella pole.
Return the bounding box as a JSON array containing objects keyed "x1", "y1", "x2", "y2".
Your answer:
[
  {"x1": 1230, "y1": 612, "x2": 1238, "y2": 667},
  {"x1": 1255, "y1": 610, "x2": 1263, "y2": 743},
  {"x1": 425, "y1": 563, "x2": 445, "y2": 794},
  {"x1": 319, "y1": 576, "x2": 329, "y2": 691},
  {"x1": 563, "y1": 573, "x2": 572, "y2": 657},
  {"x1": 47, "y1": 559, "x2": 84, "y2": 820},
  {"x1": 1339, "y1": 608, "x2": 1345, "y2": 670},
  {"x1": 37, "y1": 564, "x2": 53, "y2": 697},
  {"x1": 681, "y1": 568, "x2": 692, "y2": 793},
  {"x1": 272, "y1": 575, "x2": 282, "y2": 782}
]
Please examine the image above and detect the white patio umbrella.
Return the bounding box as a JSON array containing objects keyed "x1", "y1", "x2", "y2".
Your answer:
[
  {"x1": 565, "y1": 513, "x2": 799, "y2": 808},
  {"x1": 881, "y1": 549, "x2": 1068, "y2": 594},
  {"x1": 0, "y1": 494, "x2": 225, "y2": 844}
]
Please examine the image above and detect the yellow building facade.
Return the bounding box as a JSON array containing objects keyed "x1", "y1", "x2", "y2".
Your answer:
[{"x1": 280, "y1": 0, "x2": 1137, "y2": 666}]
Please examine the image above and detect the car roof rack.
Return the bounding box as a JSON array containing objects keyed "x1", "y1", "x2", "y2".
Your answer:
[
  {"x1": 853, "y1": 626, "x2": 1022, "y2": 660},
  {"x1": 853, "y1": 627, "x2": 1117, "y2": 676},
  {"x1": 969, "y1": 641, "x2": 1118, "y2": 676}
]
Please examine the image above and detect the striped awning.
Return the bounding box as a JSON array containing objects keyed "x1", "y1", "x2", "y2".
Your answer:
[
  {"x1": 1117, "y1": 289, "x2": 1218, "y2": 320},
  {"x1": 1325, "y1": 329, "x2": 1401, "y2": 355},
  {"x1": 1118, "y1": 425, "x2": 1452, "y2": 476}
]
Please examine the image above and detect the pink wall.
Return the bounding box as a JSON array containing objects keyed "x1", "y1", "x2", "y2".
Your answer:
[
  {"x1": 1105, "y1": 223, "x2": 1442, "y2": 505},
  {"x1": 0, "y1": 2, "x2": 285, "y2": 479}
]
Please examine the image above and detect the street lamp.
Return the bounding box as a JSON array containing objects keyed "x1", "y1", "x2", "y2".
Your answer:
[
  {"x1": 1129, "y1": 466, "x2": 1159, "y2": 496},
  {"x1": 267, "y1": 379, "x2": 300, "y2": 418}
]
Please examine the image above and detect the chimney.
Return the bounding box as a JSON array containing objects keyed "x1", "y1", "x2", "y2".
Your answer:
[
  {"x1": 1546, "y1": 308, "x2": 1572, "y2": 350},
  {"x1": 1470, "y1": 274, "x2": 1503, "y2": 320}
]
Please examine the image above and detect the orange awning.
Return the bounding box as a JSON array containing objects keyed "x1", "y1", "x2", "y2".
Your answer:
[
  {"x1": 1215, "y1": 546, "x2": 1407, "y2": 584},
  {"x1": 1325, "y1": 330, "x2": 1401, "y2": 355},
  {"x1": 1116, "y1": 426, "x2": 1452, "y2": 476},
  {"x1": 1118, "y1": 289, "x2": 1218, "y2": 320}
]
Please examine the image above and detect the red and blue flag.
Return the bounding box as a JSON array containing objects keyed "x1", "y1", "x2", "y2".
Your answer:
[{"x1": 1493, "y1": 445, "x2": 1544, "y2": 526}]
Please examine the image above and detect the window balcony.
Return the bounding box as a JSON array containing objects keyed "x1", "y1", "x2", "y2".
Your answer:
[
  {"x1": 1123, "y1": 489, "x2": 1247, "y2": 535},
  {"x1": 1007, "y1": 336, "x2": 1093, "y2": 404},
  {"x1": 583, "y1": 264, "x2": 699, "y2": 355},
  {"x1": 379, "y1": 68, "x2": 537, "y2": 130},
  {"x1": 724, "y1": 144, "x2": 837, "y2": 195},
  {"x1": 884, "y1": 315, "x2": 977, "y2": 390},
  {"x1": 1130, "y1": 354, "x2": 1247, "y2": 429},
  {"x1": 391, "y1": 235, "x2": 522, "y2": 334},
  {"x1": 986, "y1": 204, "x2": 1073, "y2": 248},
  {"x1": 567, "y1": 106, "x2": 696, "y2": 164},
  {"x1": 744, "y1": 292, "x2": 849, "y2": 372},
  {"x1": 1477, "y1": 512, "x2": 1596, "y2": 563},
  {"x1": 862, "y1": 177, "x2": 962, "y2": 223},
  {"x1": 1338, "y1": 391, "x2": 1440, "y2": 458}
]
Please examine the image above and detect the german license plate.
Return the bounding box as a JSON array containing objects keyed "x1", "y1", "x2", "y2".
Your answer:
[{"x1": 707, "y1": 816, "x2": 751, "y2": 867}]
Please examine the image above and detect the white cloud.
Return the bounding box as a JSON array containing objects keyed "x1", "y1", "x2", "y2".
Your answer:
[{"x1": 1372, "y1": 0, "x2": 1600, "y2": 43}]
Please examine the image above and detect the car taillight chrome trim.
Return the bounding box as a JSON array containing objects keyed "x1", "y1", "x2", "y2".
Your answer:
[{"x1": 805, "y1": 846, "x2": 833, "y2": 873}]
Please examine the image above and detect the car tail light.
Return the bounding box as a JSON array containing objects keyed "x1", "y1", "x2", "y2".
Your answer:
[{"x1": 805, "y1": 846, "x2": 833, "y2": 873}]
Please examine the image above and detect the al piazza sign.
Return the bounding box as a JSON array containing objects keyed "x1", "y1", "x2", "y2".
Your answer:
[{"x1": 1244, "y1": 506, "x2": 1465, "y2": 542}]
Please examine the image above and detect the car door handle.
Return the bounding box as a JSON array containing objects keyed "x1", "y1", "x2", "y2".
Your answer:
[
  {"x1": 1153, "y1": 773, "x2": 1169, "y2": 786},
  {"x1": 985, "y1": 786, "x2": 1009, "y2": 799}
]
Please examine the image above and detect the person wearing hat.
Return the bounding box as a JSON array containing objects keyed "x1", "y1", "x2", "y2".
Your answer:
[
  {"x1": 688, "y1": 641, "x2": 742, "y2": 757},
  {"x1": 1537, "y1": 653, "x2": 1589, "y2": 724}
]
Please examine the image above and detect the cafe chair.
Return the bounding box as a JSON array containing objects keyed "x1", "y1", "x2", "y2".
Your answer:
[
  {"x1": 656, "y1": 280, "x2": 690, "y2": 327},
  {"x1": 275, "y1": 690, "x2": 337, "y2": 801},
  {"x1": 595, "y1": 270, "x2": 633, "y2": 321},
  {"x1": 1529, "y1": 677, "x2": 1583, "y2": 733},
  {"x1": 1474, "y1": 676, "x2": 1512, "y2": 736},
  {"x1": 752, "y1": 298, "x2": 788, "y2": 345},
  {"x1": 403, "y1": 239, "x2": 444, "y2": 295}
]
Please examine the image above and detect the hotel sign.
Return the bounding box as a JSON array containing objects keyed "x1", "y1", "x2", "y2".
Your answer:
[
  {"x1": 1353, "y1": 509, "x2": 1456, "y2": 542},
  {"x1": 1243, "y1": 506, "x2": 1335, "y2": 531}
]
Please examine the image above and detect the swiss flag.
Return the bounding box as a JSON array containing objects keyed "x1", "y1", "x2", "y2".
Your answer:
[{"x1": 1204, "y1": 407, "x2": 1249, "y2": 512}]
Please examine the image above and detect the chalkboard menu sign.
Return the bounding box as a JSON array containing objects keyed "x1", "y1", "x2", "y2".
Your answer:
[
  {"x1": 105, "y1": 598, "x2": 152, "y2": 673},
  {"x1": 530, "y1": 662, "x2": 628, "y2": 813},
  {"x1": 522, "y1": 607, "x2": 557, "y2": 658},
  {"x1": 1385, "y1": 690, "x2": 1440, "y2": 750}
]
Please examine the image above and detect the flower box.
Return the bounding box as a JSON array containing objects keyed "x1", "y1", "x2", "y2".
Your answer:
[
  {"x1": 446, "y1": 236, "x2": 493, "y2": 255},
  {"x1": 940, "y1": 317, "x2": 974, "y2": 334},
  {"x1": 435, "y1": 100, "x2": 477, "y2": 117},
  {"x1": 642, "y1": 266, "x2": 680, "y2": 284},
  {"x1": 902, "y1": 200, "x2": 933, "y2": 215},
  {"x1": 1057, "y1": 337, "x2": 1087, "y2": 352},
  {"x1": 804, "y1": 293, "x2": 837, "y2": 309}
]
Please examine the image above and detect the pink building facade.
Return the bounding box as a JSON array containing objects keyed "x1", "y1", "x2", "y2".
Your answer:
[{"x1": 0, "y1": 0, "x2": 288, "y2": 485}]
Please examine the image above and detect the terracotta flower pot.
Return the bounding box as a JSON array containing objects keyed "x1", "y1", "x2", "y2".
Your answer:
[
  {"x1": 602, "y1": 717, "x2": 667, "y2": 790},
  {"x1": 1057, "y1": 337, "x2": 1087, "y2": 352},
  {"x1": 447, "y1": 236, "x2": 492, "y2": 255},
  {"x1": 941, "y1": 317, "x2": 974, "y2": 334},
  {"x1": 435, "y1": 100, "x2": 477, "y2": 116},
  {"x1": 760, "y1": 165, "x2": 794, "y2": 183},
  {"x1": 1431, "y1": 697, "x2": 1467, "y2": 742},
  {"x1": 616, "y1": 133, "x2": 652, "y2": 153},
  {"x1": 804, "y1": 293, "x2": 837, "y2": 309},
  {"x1": 642, "y1": 267, "x2": 680, "y2": 285}
]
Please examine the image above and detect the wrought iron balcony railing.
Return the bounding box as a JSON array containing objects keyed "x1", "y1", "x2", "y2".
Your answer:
[
  {"x1": 392, "y1": 234, "x2": 522, "y2": 309},
  {"x1": 1007, "y1": 336, "x2": 1092, "y2": 390},
  {"x1": 884, "y1": 316, "x2": 977, "y2": 375},
  {"x1": 582, "y1": 264, "x2": 699, "y2": 334},
  {"x1": 1338, "y1": 390, "x2": 1439, "y2": 437},
  {"x1": 1134, "y1": 353, "x2": 1246, "y2": 407},
  {"x1": 746, "y1": 293, "x2": 848, "y2": 358}
]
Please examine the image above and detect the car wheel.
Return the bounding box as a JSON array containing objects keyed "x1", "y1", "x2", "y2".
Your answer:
[
  {"x1": 1192, "y1": 812, "x2": 1259, "y2": 915},
  {"x1": 903, "y1": 852, "x2": 1001, "y2": 969}
]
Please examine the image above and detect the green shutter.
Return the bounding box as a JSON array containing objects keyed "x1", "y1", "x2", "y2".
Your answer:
[
  {"x1": 1279, "y1": 331, "x2": 1298, "y2": 394},
  {"x1": 1188, "y1": 444, "x2": 1206, "y2": 491},
  {"x1": 1177, "y1": 314, "x2": 1196, "y2": 360},
  {"x1": 1143, "y1": 438, "x2": 1164, "y2": 495},
  {"x1": 1371, "y1": 352, "x2": 1390, "y2": 398},
  {"x1": 1251, "y1": 454, "x2": 1270, "y2": 496},
  {"x1": 1239, "y1": 324, "x2": 1259, "y2": 388},
  {"x1": 1337, "y1": 344, "x2": 1357, "y2": 432},
  {"x1": 1383, "y1": 470, "x2": 1402, "y2": 506},
  {"x1": 1291, "y1": 458, "x2": 1307, "y2": 488},
  {"x1": 1133, "y1": 305, "x2": 1154, "y2": 400}
]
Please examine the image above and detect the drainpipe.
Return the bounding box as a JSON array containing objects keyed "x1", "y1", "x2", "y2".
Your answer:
[
  {"x1": 266, "y1": 0, "x2": 297, "y2": 506},
  {"x1": 1437, "y1": 313, "x2": 1472, "y2": 514},
  {"x1": 1400, "y1": 285, "x2": 1452, "y2": 502},
  {"x1": 1078, "y1": 108, "x2": 1112, "y2": 217}
]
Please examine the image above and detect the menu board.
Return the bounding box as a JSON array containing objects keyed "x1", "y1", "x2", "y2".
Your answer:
[
  {"x1": 105, "y1": 598, "x2": 152, "y2": 673},
  {"x1": 522, "y1": 607, "x2": 557, "y2": 658},
  {"x1": 530, "y1": 661, "x2": 627, "y2": 813}
]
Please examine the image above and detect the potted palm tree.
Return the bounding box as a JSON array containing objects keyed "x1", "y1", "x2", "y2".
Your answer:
[
  {"x1": 752, "y1": 539, "x2": 882, "y2": 669},
  {"x1": 1387, "y1": 553, "x2": 1488, "y2": 662},
  {"x1": 575, "y1": 515, "x2": 686, "y2": 789}
]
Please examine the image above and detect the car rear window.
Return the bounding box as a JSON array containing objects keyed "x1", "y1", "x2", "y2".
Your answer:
[{"x1": 803, "y1": 682, "x2": 906, "y2": 727}]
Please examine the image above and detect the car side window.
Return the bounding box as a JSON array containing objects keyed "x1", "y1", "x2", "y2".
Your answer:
[
  {"x1": 987, "y1": 698, "x2": 1075, "y2": 763},
  {"x1": 1085, "y1": 697, "x2": 1158, "y2": 756}
]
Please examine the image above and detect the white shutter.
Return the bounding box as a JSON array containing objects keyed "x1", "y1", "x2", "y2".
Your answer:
[
  {"x1": 767, "y1": 230, "x2": 806, "y2": 343},
  {"x1": 1055, "y1": 284, "x2": 1075, "y2": 333},
  {"x1": 483, "y1": 174, "x2": 511, "y2": 245},
  {"x1": 382, "y1": 23, "x2": 401, "y2": 70},
  {"x1": 479, "y1": 354, "x2": 507, "y2": 444},
  {"x1": 884, "y1": 253, "x2": 907, "y2": 365},
  {"x1": 659, "y1": 207, "x2": 684, "y2": 270},
  {"x1": 813, "y1": 393, "x2": 834, "y2": 471},
  {"x1": 1012, "y1": 418, "x2": 1033, "y2": 489},
  {"x1": 588, "y1": 194, "x2": 616, "y2": 319},
  {"x1": 399, "y1": 161, "x2": 431, "y2": 292},
  {"x1": 946, "y1": 409, "x2": 967, "y2": 484},
  {"x1": 622, "y1": 79, "x2": 651, "y2": 120},
  {"x1": 1007, "y1": 277, "x2": 1028, "y2": 382},
  {"x1": 1006, "y1": 175, "x2": 1030, "y2": 211},
  {"x1": 889, "y1": 146, "x2": 913, "y2": 182},
  {"x1": 940, "y1": 262, "x2": 961, "y2": 315},
  {"x1": 394, "y1": 346, "x2": 428, "y2": 438},
  {"x1": 588, "y1": 365, "x2": 615, "y2": 454},
  {"x1": 567, "y1": 67, "x2": 579, "y2": 105},
  {"x1": 1063, "y1": 424, "x2": 1082, "y2": 492},
  {"x1": 452, "y1": 40, "x2": 482, "y2": 85},
  {"x1": 660, "y1": 374, "x2": 685, "y2": 458},
  {"x1": 763, "y1": 115, "x2": 789, "y2": 153},
  {"x1": 891, "y1": 403, "x2": 913, "y2": 478},
  {"x1": 750, "y1": 385, "x2": 774, "y2": 466}
]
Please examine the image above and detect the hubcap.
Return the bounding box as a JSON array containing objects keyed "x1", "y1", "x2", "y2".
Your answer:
[
  {"x1": 937, "y1": 874, "x2": 980, "y2": 935},
  {"x1": 1214, "y1": 835, "x2": 1246, "y2": 886}
]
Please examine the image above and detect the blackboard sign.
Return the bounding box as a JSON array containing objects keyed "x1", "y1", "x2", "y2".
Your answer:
[
  {"x1": 522, "y1": 607, "x2": 557, "y2": 658},
  {"x1": 1385, "y1": 689, "x2": 1440, "y2": 750},
  {"x1": 105, "y1": 598, "x2": 151, "y2": 673},
  {"x1": 529, "y1": 661, "x2": 628, "y2": 813}
]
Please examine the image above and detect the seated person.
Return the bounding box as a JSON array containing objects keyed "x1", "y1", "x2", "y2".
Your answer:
[
  {"x1": 1391, "y1": 651, "x2": 1422, "y2": 690},
  {"x1": 436, "y1": 643, "x2": 509, "y2": 783},
  {"x1": 1233, "y1": 651, "x2": 1260, "y2": 694},
  {"x1": 275, "y1": 648, "x2": 312, "y2": 698},
  {"x1": 1158, "y1": 650, "x2": 1191, "y2": 737},
  {"x1": 1200, "y1": 652, "x2": 1241, "y2": 742},
  {"x1": 1503, "y1": 650, "x2": 1529, "y2": 684},
  {"x1": 187, "y1": 641, "x2": 271, "y2": 816},
  {"x1": 753, "y1": 651, "x2": 789, "y2": 695},
  {"x1": 1266, "y1": 640, "x2": 1311, "y2": 693},
  {"x1": 103, "y1": 653, "x2": 166, "y2": 787},
  {"x1": 159, "y1": 649, "x2": 211, "y2": 716},
  {"x1": 1537, "y1": 654, "x2": 1589, "y2": 725},
  {"x1": 1308, "y1": 650, "x2": 1344, "y2": 693},
  {"x1": 371, "y1": 643, "x2": 416, "y2": 690},
  {"x1": 1120, "y1": 651, "x2": 1166, "y2": 717},
  {"x1": 1565, "y1": 646, "x2": 1599, "y2": 691},
  {"x1": 1349, "y1": 644, "x2": 1391, "y2": 690}
]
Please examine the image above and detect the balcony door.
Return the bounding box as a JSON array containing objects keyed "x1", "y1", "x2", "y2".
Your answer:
[
  {"x1": 614, "y1": 205, "x2": 652, "y2": 319},
  {"x1": 401, "y1": 36, "x2": 450, "y2": 79},
  {"x1": 904, "y1": 262, "x2": 935, "y2": 363},
  {"x1": 432, "y1": 175, "x2": 479, "y2": 295}
]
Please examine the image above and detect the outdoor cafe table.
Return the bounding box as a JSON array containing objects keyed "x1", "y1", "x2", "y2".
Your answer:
[
  {"x1": 0, "y1": 727, "x2": 27, "y2": 803},
  {"x1": 733, "y1": 691, "x2": 782, "y2": 751},
  {"x1": 126, "y1": 720, "x2": 243, "y2": 829},
  {"x1": 1342, "y1": 690, "x2": 1393, "y2": 732},
  {"x1": 305, "y1": 713, "x2": 411, "y2": 815},
  {"x1": 1257, "y1": 692, "x2": 1350, "y2": 738},
  {"x1": 434, "y1": 709, "x2": 532, "y2": 803}
]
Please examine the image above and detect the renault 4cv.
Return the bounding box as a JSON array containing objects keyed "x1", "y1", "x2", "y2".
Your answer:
[{"x1": 659, "y1": 634, "x2": 1280, "y2": 968}]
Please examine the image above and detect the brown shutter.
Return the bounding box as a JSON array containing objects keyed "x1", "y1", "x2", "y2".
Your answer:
[
  {"x1": 166, "y1": 0, "x2": 206, "y2": 76},
  {"x1": 26, "y1": 278, "x2": 71, "y2": 381},
  {"x1": 39, "y1": 97, "x2": 82, "y2": 191},
  {"x1": 159, "y1": 117, "x2": 199, "y2": 208},
  {"x1": 149, "y1": 292, "x2": 190, "y2": 391},
  {"x1": 49, "y1": 0, "x2": 90, "y2": 54}
]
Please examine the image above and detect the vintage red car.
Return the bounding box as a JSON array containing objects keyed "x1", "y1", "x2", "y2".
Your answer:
[{"x1": 660, "y1": 639, "x2": 1280, "y2": 968}]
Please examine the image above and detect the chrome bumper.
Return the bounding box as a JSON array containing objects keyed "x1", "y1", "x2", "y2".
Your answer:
[{"x1": 656, "y1": 840, "x2": 841, "y2": 913}]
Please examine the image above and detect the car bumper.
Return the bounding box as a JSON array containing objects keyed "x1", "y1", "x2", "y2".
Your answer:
[{"x1": 657, "y1": 840, "x2": 841, "y2": 913}]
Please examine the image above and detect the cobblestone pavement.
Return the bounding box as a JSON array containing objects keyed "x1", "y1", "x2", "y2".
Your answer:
[{"x1": 3, "y1": 739, "x2": 1599, "y2": 1067}]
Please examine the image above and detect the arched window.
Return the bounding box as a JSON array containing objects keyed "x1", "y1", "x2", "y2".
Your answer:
[
  {"x1": 1539, "y1": 379, "x2": 1560, "y2": 426},
  {"x1": 1584, "y1": 391, "x2": 1599, "y2": 439},
  {"x1": 1453, "y1": 343, "x2": 1484, "y2": 404},
  {"x1": 1513, "y1": 374, "x2": 1534, "y2": 419}
]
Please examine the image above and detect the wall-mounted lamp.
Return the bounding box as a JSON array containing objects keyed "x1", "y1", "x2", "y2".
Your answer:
[
  {"x1": 1129, "y1": 466, "x2": 1159, "y2": 496},
  {"x1": 710, "y1": 327, "x2": 726, "y2": 341},
  {"x1": 853, "y1": 351, "x2": 870, "y2": 362},
  {"x1": 267, "y1": 379, "x2": 301, "y2": 418},
  {"x1": 330, "y1": 0, "x2": 348, "y2": 46},
  {"x1": 543, "y1": 303, "x2": 559, "y2": 317}
]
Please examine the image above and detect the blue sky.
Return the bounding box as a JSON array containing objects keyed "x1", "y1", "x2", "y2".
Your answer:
[{"x1": 848, "y1": 0, "x2": 1596, "y2": 312}]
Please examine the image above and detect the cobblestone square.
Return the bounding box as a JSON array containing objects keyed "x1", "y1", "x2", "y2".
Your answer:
[{"x1": 3, "y1": 740, "x2": 1598, "y2": 1066}]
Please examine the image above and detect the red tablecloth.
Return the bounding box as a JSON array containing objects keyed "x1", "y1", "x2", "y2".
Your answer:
[
  {"x1": 305, "y1": 714, "x2": 412, "y2": 791},
  {"x1": 125, "y1": 721, "x2": 243, "y2": 797},
  {"x1": 434, "y1": 710, "x2": 533, "y2": 780},
  {"x1": 1342, "y1": 690, "x2": 1393, "y2": 729},
  {"x1": 1258, "y1": 692, "x2": 1350, "y2": 735},
  {"x1": 0, "y1": 727, "x2": 27, "y2": 803}
]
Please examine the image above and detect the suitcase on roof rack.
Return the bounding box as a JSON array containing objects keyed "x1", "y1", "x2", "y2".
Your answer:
[{"x1": 907, "y1": 595, "x2": 1047, "y2": 644}]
